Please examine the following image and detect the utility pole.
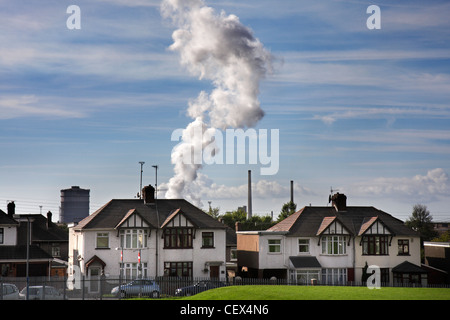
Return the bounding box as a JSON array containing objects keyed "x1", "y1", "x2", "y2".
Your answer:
[
  {"x1": 138, "y1": 161, "x2": 145, "y2": 199},
  {"x1": 152, "y1": 165, "x2": 159, "y2": 277},
  {"x1": 152, "y1": 165, "x2": 158, "y2": 199}
]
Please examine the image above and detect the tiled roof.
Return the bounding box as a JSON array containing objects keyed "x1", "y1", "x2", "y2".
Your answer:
[
  {"x1": 114, "y1": 208, "x2": 155, "y2": 229},
  {"x1": 358, "y1": 216, "x2": 379, "y2": 236},
  {"x1": 74, "y1": 199, "x2": 226, "y2": 231},
  {"x1": 0, "y1": 245, "x2": 53, "y2": 261},
  {"x1": 316, "y1": 216, "x2": 336, "y2": 236},
  {"x1": 267, "y1": 206, "x2": 417, "y2": 237},
  {"x1": 267, "y1": 207, "x2": 305, "y2": 232},
  {"x1": 15, "y1": 214, "x2": 68, "y2": 245},
  {"x1": 0, "y1": 210, "x2": 18, "y2": 225}
]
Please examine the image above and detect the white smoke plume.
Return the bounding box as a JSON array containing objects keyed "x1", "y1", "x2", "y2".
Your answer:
[{"x1": 161, "y1": 0, "x2": 274, "y2": 204}]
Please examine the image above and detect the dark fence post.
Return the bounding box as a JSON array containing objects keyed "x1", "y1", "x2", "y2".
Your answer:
[{"x1": 82, "y1": 275, "x2": 85, "y2": 300}]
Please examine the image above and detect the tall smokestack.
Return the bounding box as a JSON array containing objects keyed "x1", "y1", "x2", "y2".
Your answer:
[
  {"x1": 290, "y1": 180, "x2": 294, "y2": 203},
  {"x1": 248, "y1": 170, "x2": 252, "y2": 219}
]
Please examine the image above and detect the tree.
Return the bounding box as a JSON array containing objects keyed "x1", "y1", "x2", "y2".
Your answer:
[
  {"x1": 405, "y1": 204, "x2": 438, "y2": 242},
  {"x1": 206, "y1": 206, "x2": 220, "y2": 219},
  {"x1": 431, "y1": 230, "x2": 450, "y2": 242},
  {"x1": 219, "y1": 209, "x2": 275, "y2": 230},
  {"x1": 220, "y1": 209, "x2": 247, "y2": 229},
  {"x1": 277, "y1": 201, "x2": 297, "y2": 222}
]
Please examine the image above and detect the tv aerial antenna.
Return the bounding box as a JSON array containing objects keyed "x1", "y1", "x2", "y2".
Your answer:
[{"x1": 328, "y1": 186, "x2": 339, "y2": 204}]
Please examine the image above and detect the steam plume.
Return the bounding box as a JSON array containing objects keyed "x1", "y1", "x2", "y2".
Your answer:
[{"x1": 162, "y1": 0, "x2": 273, "y2": 204}]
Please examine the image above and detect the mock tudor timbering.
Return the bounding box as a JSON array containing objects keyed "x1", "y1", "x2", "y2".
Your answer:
[
  {"x1": 68, "y1": 187, "x2": 227, "y2": 293},
  {"x1": 237, "y1": 193, "x2": 427, "y2": 286}
]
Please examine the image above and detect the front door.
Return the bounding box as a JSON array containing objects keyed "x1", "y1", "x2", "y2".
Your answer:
[
  {"x1": 210, "y1": 265, "x2": 219, "y2": 278},
  {"x1": 89, "y1": 267, "x2": 101, "y2": 293}
]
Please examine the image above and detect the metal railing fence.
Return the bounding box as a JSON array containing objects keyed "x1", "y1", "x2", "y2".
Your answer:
[{"x1": 1, "y1": 276, "x2": 448, "y2": 300}]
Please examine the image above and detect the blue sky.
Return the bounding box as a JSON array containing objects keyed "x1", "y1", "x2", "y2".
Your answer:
[{"x1": 1, "y1": 0, "x2": 450, "y2": 222}]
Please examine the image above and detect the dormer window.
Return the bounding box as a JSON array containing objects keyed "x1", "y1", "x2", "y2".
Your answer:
[
  {"x1": 164, "y1": 228, "x2": 193, "y2": 249},
  {"x1": 362, "y1": 235, "x2": 389, "y2": 255},
  {"x1": 321, "y1": 236, "x2": 347, "y2": 255},
  {"x1": 120, "y1": 229, "x2": 148, "y2": 249}
]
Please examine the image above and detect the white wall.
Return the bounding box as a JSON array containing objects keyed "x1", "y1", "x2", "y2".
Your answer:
[
  {"x1": 258, "y1": 235, "x2": 354, "y2": 270},
  {"x1": 257, "y1": 233, "x2": 422, "y2": 285},
  {"x1": 354, "y1": 235, "x2": 422, "y2": 284},
  {"x1": 69, "y1": 227, "x2": 226, "y2": 279},
  {"x1": 1, "y1": 226, "x2": 17, "y2": 245}
]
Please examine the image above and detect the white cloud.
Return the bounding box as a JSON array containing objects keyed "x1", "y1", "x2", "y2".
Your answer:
[
  {"x1": 159, "y1": 172, "x2": 313, "y2": 206},
  {"x1": 345, "y1": 168, "x2": 450, "y2": 201}
]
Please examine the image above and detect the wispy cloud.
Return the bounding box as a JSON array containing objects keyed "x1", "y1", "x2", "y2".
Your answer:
[
  {"x1": 0, "y1": 95, "x2": 85, "y2": 119},
  {"x1": 345, "y1": 168, "x2": 450, "y2": 202},
  {"x1": 312, "y1": 128, "x2": 450, "y2": 155}
]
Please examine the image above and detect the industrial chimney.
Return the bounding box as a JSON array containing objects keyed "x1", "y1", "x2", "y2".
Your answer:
[
  {"x1": 247, "y1": 170, "x2": 252, "y2": 219},
  {"x1": 290, "y1": 180, "x2": 294, "y2": 203}
]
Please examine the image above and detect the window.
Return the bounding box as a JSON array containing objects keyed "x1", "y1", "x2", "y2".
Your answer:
[
  {"x1": 51, "y1": 244, "x2": 60, "y2": 257},
  {"x1": 202, "y1": 232, "x2": 214, "y2": 248},
  {"x1": 322, "y1": 268, "x2": 347, "y2": 285},
  {"x1": 96, "y1": 232, "x2": 109, "y2": 249},
  {"x1": 362, "y1": 235, "x2": 389, "y2": 255},
  {"x1": 298, "y1": 239, "x2": 310, "y2": 253},
  {"x1": 164, "y1": 228, "x2": 193, "y2": 248},
  {"x1": 398, "y1": 239, "x2": 409, "y2": 255},
  {"x1": 164, "y1": 262, "x2": 193, "y2": 277},
  {"x1": 380, "y1": 268, "x2": 390, "y2": 284},
  {"x1": 120, "y1": 229, "x2": 148, "y2": 249},
  {"x1": 290, "y1": 269, "x2": 320, "y2": 284},
  {"x1": 230, "y1": 248, "x2": 237, "y2": 261},
  {"x1": 321, "y1": 236, "x2": 346, "y2": 255},
  {"x1": 268, "y1": 239, "x2": 281, "y2": 253},
  {"x1": 121, "y1": 262, "x2": 148, "y2": 280},
  {"x1": 0, "y1": 228, "x2": 3, "y2": 244}
]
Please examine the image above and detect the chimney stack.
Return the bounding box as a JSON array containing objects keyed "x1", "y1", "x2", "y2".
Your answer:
[
  {"x1": 331, "y1": 193, "x2": 347, "y2": 211},
  {"x1": 290, "y1": 180, "x2": 294, "y2": 203},
  {"x1": 247, "y1": 170, "x2": 252, "y2": 219},
  {"x1": 142, "y1": 185, "x2": 156, "y2": 204},
  {"x1": 47, "y1": 211, "x2": 53, "y2": 229},
  {"x1": 7, "y1": 201, "x2": 15, "y2": 217}
]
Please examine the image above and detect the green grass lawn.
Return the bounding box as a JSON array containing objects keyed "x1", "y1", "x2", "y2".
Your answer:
[{"x1": 178, "y1": 285, "x2": 450, "y2": 300}]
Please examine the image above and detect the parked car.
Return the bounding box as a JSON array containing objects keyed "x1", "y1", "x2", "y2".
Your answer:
[
  {"x1": 19, "y1": 286, "x2": 67, "y2": 300},
  {"x1": 175, "y1": 280, "x2": 225, "y2": 296},
  {"x1": 1, "y1": 283, "x2": 19, "y2": 300},
  {"x1": 111, "y1": 279, "x2": 160, "y2": 298}
]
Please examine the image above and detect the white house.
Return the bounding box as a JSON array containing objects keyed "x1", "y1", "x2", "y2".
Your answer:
[
  {"x1": 68, "y1": 185, "x2": 227, "y2": 293},
  {"x1": 237, "y1": 193, "x2": 426, "y2": 286}
]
